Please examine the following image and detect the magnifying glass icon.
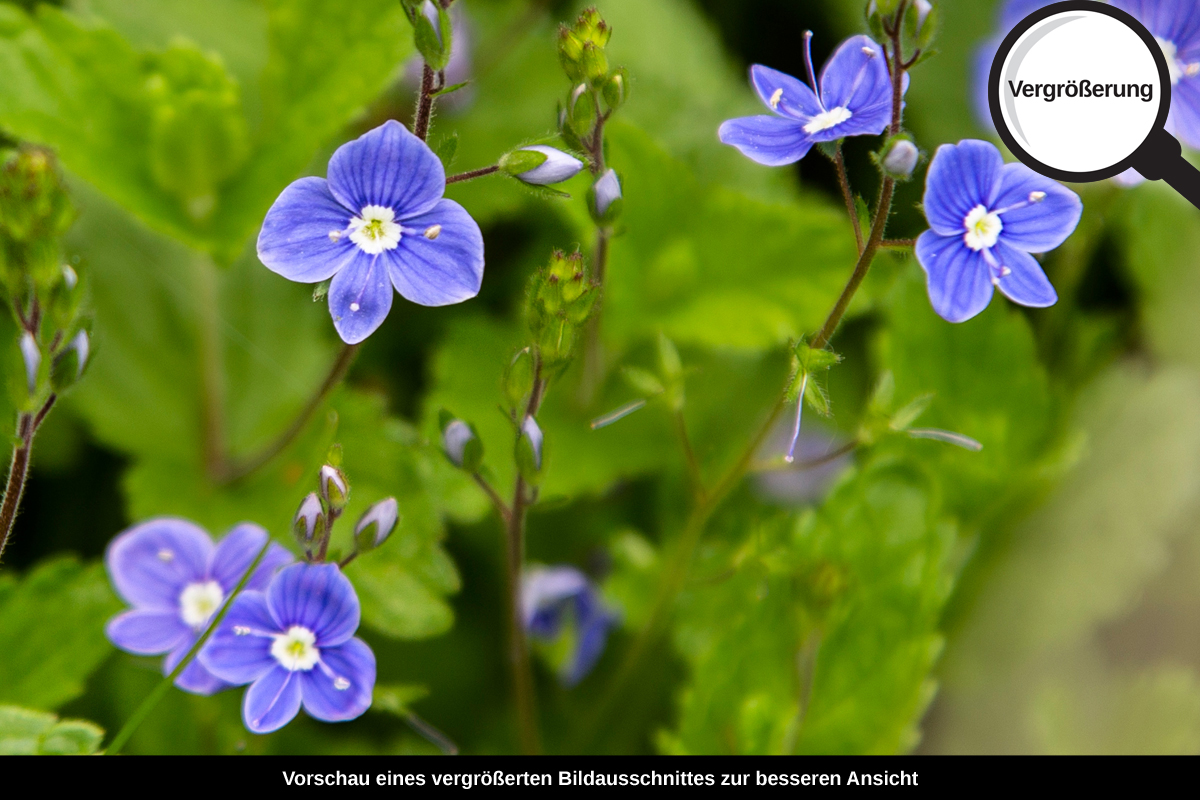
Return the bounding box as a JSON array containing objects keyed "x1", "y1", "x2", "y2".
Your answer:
[{"x1": 989, "y1": 0, "x2": 1200, "y2": 209}]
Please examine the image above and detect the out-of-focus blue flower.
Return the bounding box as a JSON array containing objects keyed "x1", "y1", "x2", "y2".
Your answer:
[
  {"x1": 718, "y1": 34, "x2": 897, "y2": 166},
  {"x1": 971, "y1": 1, "x2": 1056, "y2": 130},
  {"x1": 257, "y1": 120, "x2": 485, "y2": 344},
  {"x1": 200, "y1": 563, "x2": 375, "y2": 734},
  {"x1": 916, "y1": 139, "x2": 1082, "y2": 323},
  {"x1": 105, "y1": 519, "x2": 293, "y2": 696},
  {"x1": 522, "y1": 566, "x2": 616, "y2": 687},
  {"x1": 1113, "y1": 1, "x2": 1200, "y2": 149},
  {"x1": 442, "y1": 419, "x2": 475, "y2": 467}
]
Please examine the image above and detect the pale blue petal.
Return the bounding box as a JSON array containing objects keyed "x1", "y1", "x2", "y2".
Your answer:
[
  {"x1": 993, "y1": 163, "x2": 1082, "y2": 252},
  {"x1": 992, "y1": 240, "x2": 1058, "y2": 308},
  {"x1": 327, "y1": 120, "x2": 445, "y2": 218},
  {"x1": 749, "y1": 64, "x2": 822, "y2": 120},
  {"x1": 388, "y1": 199, "x2": 484, "y2": 306},
  {"x1": 299, "y1": 638, "x2": 375, "y2": 722},
  {"x1": 718, "y1": 115, "x2": 813, "y2": 166},
  {"x1": 922, "y1": 140, "x2": 1005, "y2": 237},
  {"x1": 916, "y1": 231, "x2": 996, "y2": 323},
  {"x1": 105, "y1": 609, "x2": 189, "y2": 655},
  {"x1": 256, "y1": 177, "x2": 359, "y2": 283},
  {"x1": 106, "y1": 519, "x2": 212, "y2": 611},
  {"x1": 328, "y1": 250, "x2": 394, "y2": 344},
  {"x1": 243, "y1": 667, "x2": 302, "y2": 734},
  {"x1": 209, "y1": 524, "x2": 294, "y2": 594},
  {"x1": 266, "y1": 563, "x2": 360, "y2": 647},
  {"x1": 200, "y1": 591, "x2": 278, "y2": 685}
]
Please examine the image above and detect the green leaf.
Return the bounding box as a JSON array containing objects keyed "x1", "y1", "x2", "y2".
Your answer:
[
  {"x1": 371, "y1": 684, "x2": 430, "y2": 718},
  {"x1": 0, "y1": 557, "x2": 120, "y2": 710},
  {"x1": 0, "y1": 705, "x2": 104, "y2": 755}
]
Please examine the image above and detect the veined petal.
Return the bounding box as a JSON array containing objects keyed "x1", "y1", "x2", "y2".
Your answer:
[
  {"x1": 1169, "y1": 78, "x2": 1200, "y2": 151},
  {"x1": 819, "y1": 35, "x2": 893, "y2": 122},
  {"x1": 993, "y1": 163, "x2": 1082, "y2": 252},
  {"x1": 299, "y1": 638, "x2": 375, "y2": 722},
  {"x1": 243, "y1": 668, "x2": 302, "y2": 734},
  {"x1": 164, "y1": 638, "x2": 229, "y2": 696},
  {"x1": 257, "y1": 177, "x2": 360, "y2": 283},
  {"x1": 388, "y1": 199, "x2": 484, "y2": 306},
  {"x1": 749, "y1": 64, "x2": 822, "y2": 120},
  {"x1": 1113, "y1": 0, "x2": 1200, "y2": 52},
  {"x1": 718, "y1": 116, "x2": 813, "y2": 166},
  {"x1": 992, "y1": 240, "x2": 1058, "y2": 308},
  {"x1": 327, "y1": 120, "x2": 445, "y2": 218},
  {"x1": 922, "y1": 140, "x2": 1006, "y2": 236},
  {"x1": 105, "y1": 609, "x2": 189, "y2": 655},
  {"x1": 209, "y1": 524, "x2": 294, "y2": 594},
  {"x1": 200, "y1": 591, "x2": 278, "y2": 685},
  {"x1": 266, "y1": 563, "x2": 360, "y2": 647},
  {"x1": 916, "y1": 231, "x2": 996, "y2": 323},
  {"x1": 106, "y1": 518, "x2": 212, "y2": 611},
  {"x1": 328, "y1": 250, "x2": 394, "y2": 344}
]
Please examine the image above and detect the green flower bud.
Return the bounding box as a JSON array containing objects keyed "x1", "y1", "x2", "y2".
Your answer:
[
  {"x1": 587, "y1": 169, "x2": 622, "y2": 224},
  {"x1": 515, "y1": 415, "x2": 544, "y2": 482},
  {"x1": 292, "y1": 492, "x2": 325, "y2": 545},
  {"x1": 441, "y1": 417, "x2": 483, "y2": 473},
  {"x1": 568, "y1": 84, "x2": 597, "y2": 136},
  {"x1": 0, "y1": 147, "x2": 73, "y2": 245},
  {"x1": 319, "y1": 464, "x2": 350, "y2": 510},
  {"x1": 503, "y1": 348, "x2": 536, "y2": 411},
  {"x1": 354, "y1": 497, "x2": 399, "y2": 552},
  {"x1": 579, "y1": 42, "x2": 609, "y2": 86},
  {"x1": 602, "y1": 68, "x2": 629, "y2": 111}
]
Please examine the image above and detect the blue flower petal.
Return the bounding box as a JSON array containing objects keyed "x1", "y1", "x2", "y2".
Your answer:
[
  {"x1": 971, "y1": 39, "x2": 1001, "y2": 131},
  {"x1": 1170, "y1": 78, "x2": 1200, "y2": 151},
  {"x1": 388, "y1": 199, "x2": 484, "y2": 306},
  {"x1": 105, "y1": 608, "x2": 189, "y2": 655},
  {"x1": 718, "y1": 115, "x2": 813, "y2": 166},
  {"x1": 164, "y1": 638, "x2": 229, "y2": 696},
  {"x1": 993, "y1": 163, "x2": 1082, "y2": 252},
  {"x1": 257, "y1": 177, "x2": 359, "y2": 283},
  {"x1": 200, "y1": 591, "x2": 278, "y2": 685},
  {"x1": 327, "y1": 120, "x2": 445, "y2": 218},
  {"x1": 916, "y1": 231, "x2": 996, "y2": 323},
  {"x1": 563, "y1": 593, "x2": 616, "y2": 687},
  {"x1": 992, "y1": 239, "x2": 1058, "y2": 308},
  {"x1": 328, "y1": 250, "x2": 394, "y2": 344},
  {"x1": 266, "y1": 563, "x2": 360, "y2": 647},
  {"x1": 819, "y1": 35, "x2": 894, "y2": 135},
  {"x1": 299, "y1": 637, "x2": 375, "y2": 722},
  {"x1": 243, "y1": 667, "x2": 302, "y2": 734},
  {"x1": 922, "y1": 140, "x2": 1005, "y2": 237},
  {"x1": 749, "y1": 64, "x2": 821, "y2": 120},
  {"x1": 106, "y1": 518, "x2": 212, "y2": 611},
  {"x1": 209, "y1": 524, "x2": 294, "y2": 594}
]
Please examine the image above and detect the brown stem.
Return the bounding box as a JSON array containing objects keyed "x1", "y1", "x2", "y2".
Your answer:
[
  {"x1": 0, "y1": 394, "x2": 57, "y2": 565},
  {"x1": 221, "y1": 344, "x2": 359, "y2": 483},
  {"x1": 473, "y1": 472, "x2": 511, "y2": 524},
  {"x1": 414, "y1": 65, "x2": 437, "y2": 141},
  {"x1": 882, "y1": 238, "x2": 916, "y2": 248},
  {"x1": 446, "y1": 165, "x2": 501, "y2": 184},
  {"x1": 833, "y1": 149, "x2": 864, "y2": 254}
]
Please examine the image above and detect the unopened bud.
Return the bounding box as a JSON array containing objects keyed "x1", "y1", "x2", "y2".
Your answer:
[
  {"x1": 19, "y1": 333, "x2": 39, "y2": 395},
  {"x1": 319, "y1": 464, "x2": 350, "y2": 509},
  {"x1": 882, "y1": 139, "x2": 919, "y2": 179},
  {"x1": 292, "y1": 492, "x2": 324, "y2": 544},
  {"x1": 521, "y1": 415, "x2": 543, "y2": 471},
  {"x1": 602, "y1": 68, "x2": 629, "y2": 111},
  {"x1": 588, "y1": 168, "x2": 622, "y2": 222},
  {"x1": 442, "y1": 419, "x2": 474, "y2": 467},
  {"x1": 509, "y1": 146, "x2": 583, "y2": 186},
  {"x1": 62, "y1": 264, "x2": 78, "y2": 291},
  {"x1": 354, "y1": 497, "x2": 399, "y2": 552}
]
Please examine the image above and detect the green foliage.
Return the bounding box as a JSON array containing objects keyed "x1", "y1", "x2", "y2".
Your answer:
[
  {"x1": 0, "y1": 557, "x2": 119, "y2": 710},
  {"x1": 0, "y1": 705, "x2": 104, "y2": 754}
]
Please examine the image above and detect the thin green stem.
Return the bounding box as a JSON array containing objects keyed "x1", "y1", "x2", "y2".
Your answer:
[{"x1": 106, "y1": 540, "x2": 273, "y2": 755}]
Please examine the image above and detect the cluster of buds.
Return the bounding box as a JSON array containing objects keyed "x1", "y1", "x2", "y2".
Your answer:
[
  {"x1": 292, "y1": 447, "x2": 398, "y2": 564},
  {"x1": 526, "y1": 250, "x2": 597, "y2": 376},
  {"x1": 867, "y1": 0, "x2": 937, "y2": 54},
  {"x1": 557, "y1": 9, "x2": 628, "y2": 176},
  {"x1": 402, "y1": 0, "x2": 455, "y2": 71},
  {"x1": 0, "y1": 147, "x2": 90, "y2": 407}
]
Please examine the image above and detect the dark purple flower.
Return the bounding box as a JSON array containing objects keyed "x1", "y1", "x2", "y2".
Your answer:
[
  {"x1": 105, "y1": 519, "x2": 293, "y2": 695},
  {"x1": 916, "y1": 139, "x2": 1082, "y2": 323},
  {"x1": 199, "y1": 563, "x2": 375, "y2": 734},
  {"x1": 257, "y1": 120, "x2": 485, "y2": 344},
  {"x1": 718, "y1": 34, "x2": 897, "y2": 166},
  {"x1": 522, "y1": 566, "x2": 616, "y2": 687}
]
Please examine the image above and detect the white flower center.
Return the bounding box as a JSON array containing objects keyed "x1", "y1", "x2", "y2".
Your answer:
[
  {"x1": 803, "y1": 106, "x2": 852, "y2": 134},
  {"x1": 179, "y1": 581, "x2": 224, "y2": 629},
  {"x1": 963, "y1": 204, "x2": 1003, "y2": 251},
  {"x1": 271, "y1": 625, "x2": 320, "y2": 671},
  {"x1": 347, "y1": 205, "x2": 401, "y2": 255}
]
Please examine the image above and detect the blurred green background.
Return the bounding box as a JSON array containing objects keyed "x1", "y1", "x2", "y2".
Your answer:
[{"x1": 1, "y1": 0, "x2": 1198, "y2": 754}]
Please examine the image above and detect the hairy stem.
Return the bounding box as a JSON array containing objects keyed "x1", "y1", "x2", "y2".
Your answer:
[
  {"x1": 834, "y1": 149, "x2": 864, "y2": 254},
  {"x1": 446, "y1": 165, "x2": 501, "y2": 184},
  {"x1": 0, "y1": 394, "x2": 56, "y2": 565},
  {"x1": 221, "y1": 344, "x2": 359, "y2": 483},
  {"x1": 414, "y1": 65, "x2": 440, "y2": 141}
]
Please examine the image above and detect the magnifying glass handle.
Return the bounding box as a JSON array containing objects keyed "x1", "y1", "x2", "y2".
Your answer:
[{"x1": 1131, "y1": 128, "x2": 1200, "y2": 212}]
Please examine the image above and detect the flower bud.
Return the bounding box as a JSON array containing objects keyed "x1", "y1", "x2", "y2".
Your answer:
[
  {"x1": 568, "y1": 84, "x2": 597, "y2": 135},
  {"x1": 61, "y1": 264, "x2": 78, "y2": 291},
  {"x1": 502, "y1": 349, "x2": 536, "y2": 411},
  {"x1": 319, "y1": 464, "x2": 350, "y2": 509},
  {"x1": 292, "y1": 492, "x2": 324, "y2": 545},
  {"x1": 441, "y1": 418, "x2": 483, "y2": 472},
  {"x1": 903, "y1": 0, "x2": 938, "y2": 49},
  {"x1": 516, "y1": 415, "x2": 544, "y2": 480},
  {"x1": 411, "y1": 0, "x2": 453, "y2": 70},
  {"x1": 881, "y1": 138, "x2": 919, "y2": 179},
  {"x1": 51, "y1": 330, "x2": 89, "y2": 392},
  {"x1": 19, "y1": 333, "x2": 39, "y2": 395},
  {"x1": 588, "y1": 169, "x2": 622, "y2": 223},
  {"x1": 602, "y1": 68, "x2": 629, "y2": 111},
  {"x1": 0, "y1": 147, "x2": 74, "y2": 245},
  {"x1": 354, "y1": 497, "x2": 399, "y2": 552},
  {"x1": 505, "y1": 146, "x2": 583, "y2": 186}
]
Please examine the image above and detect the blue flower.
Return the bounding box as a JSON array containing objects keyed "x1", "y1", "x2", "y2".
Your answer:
[
  {"x1": 718, "y1": 34, "x2": 896, "y2": 166},
  {"x1": 1113, "y1": 1, "x2": 1200, "y2": 149},
  {"x1": 971, "y1": 1, "x2": 1055, "y2": 130},
  {"x1": 199, "y1": 562, "x2": 375, "y2": 734},
  {"x1": 105, "y1": 519, "x2": 293, "y2": 696},
  {"x1": 916, "y1": 140, "x2": 1082, "y2": 323},
  {"x1": 257, "y1": 120, "x2": 485, "y2": 344},
  {"x1": 522, "y1": 566, "x2": 616, "y2": 687}
]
